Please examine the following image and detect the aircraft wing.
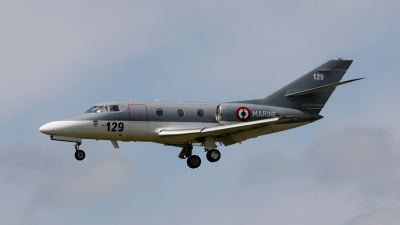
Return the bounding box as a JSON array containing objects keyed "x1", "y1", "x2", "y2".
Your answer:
[{"x1": 158, "y1": 116, "x2": 297, "y2": 146}]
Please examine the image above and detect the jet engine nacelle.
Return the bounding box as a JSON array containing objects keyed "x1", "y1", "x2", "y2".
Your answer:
[{"x1": 215, "y1": 103, "x2": 283, "y2": 125}]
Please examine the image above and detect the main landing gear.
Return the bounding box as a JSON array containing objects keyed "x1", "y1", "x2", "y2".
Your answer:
[
  {"x1": 206, "y1": 149, "x2": 221, "y2": 163},
  {"x1": 179, "y1": 144, "x2": 201, "y2": 169},
  {"x1": 187, "y1": 155, "x2": 201, "y2": 169},
  {"x1": 74, "y1": 142, "x2": 85, "y2": 161},
  {"x1": 179, "y1": 144, "x2": 221, "y2": 169}
]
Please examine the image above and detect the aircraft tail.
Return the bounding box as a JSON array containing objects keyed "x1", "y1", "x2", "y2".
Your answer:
[{"x1": 260, "y1": 59, "x2": 358, "y2": 114}]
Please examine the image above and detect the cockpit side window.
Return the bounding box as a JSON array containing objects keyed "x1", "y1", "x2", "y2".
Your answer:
[
  {"x1": 109, "y1": 105, "x2": 120, "y2": 112},
  {"x1": 101, "y1": 105, "x2": 108, "y2": 113},
  {"x1": 85, "y1": 105, "x2": 105, "y2": 113}
]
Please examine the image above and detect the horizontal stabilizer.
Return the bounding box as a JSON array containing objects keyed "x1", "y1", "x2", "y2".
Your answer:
[{"x1": 285, "y1": 78, "x2": 365, "y2": 97}]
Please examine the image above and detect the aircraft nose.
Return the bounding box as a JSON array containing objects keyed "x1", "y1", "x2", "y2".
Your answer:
[{"x1": 39, "y1": 123, "x2": 54, "y2": 135}]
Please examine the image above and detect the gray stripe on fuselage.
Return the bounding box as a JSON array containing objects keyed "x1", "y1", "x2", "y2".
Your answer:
[{"x1": 62, "y1": 101, "x2": 220, "y2": 123}]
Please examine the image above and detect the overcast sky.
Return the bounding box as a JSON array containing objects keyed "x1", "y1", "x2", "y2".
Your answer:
[{"x1": 1, "y1": 0, "x2": 400, "y2": 224}]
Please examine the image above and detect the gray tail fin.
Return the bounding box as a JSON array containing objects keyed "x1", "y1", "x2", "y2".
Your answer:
[{"x1": 260, "y1": 59, "x2": 355, "y2": 114}]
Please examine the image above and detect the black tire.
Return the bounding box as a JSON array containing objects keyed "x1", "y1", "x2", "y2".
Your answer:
[
  {"x1": 187, "y1": 155, "x2": 201, "y2": 169},
  {"x1": 206, "y1": 149, "x2": 221, "y2": 163},
  {"x1": 75, "y1": 150, "x2": 85, "y2": 161}
]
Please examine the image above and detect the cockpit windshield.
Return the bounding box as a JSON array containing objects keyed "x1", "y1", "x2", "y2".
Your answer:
[
  {"x1": 85, "y1": 105, "x2": 120, "y2": 113},
  {"x1": 85, "y1": 105, "x2": 106, "y2": 113}
]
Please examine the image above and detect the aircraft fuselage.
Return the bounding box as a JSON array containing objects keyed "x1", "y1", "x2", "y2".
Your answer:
[{"x1": 40, "y1": 101, "x2": 313, "y2": 146}]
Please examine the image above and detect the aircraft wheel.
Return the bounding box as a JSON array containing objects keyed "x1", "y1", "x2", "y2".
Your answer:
[
  {"x1": 187, "y1": 155, "x2": 201, "y2": 169},
  {"x1": 75, "y1": 150, "x2": 85, "y2": 161},
  {"x1": 206, "y1": 149, "x2": 221, "y2": 162}
]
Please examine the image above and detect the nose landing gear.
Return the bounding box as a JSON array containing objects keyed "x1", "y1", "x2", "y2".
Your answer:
[{"x1": 74, "y1": 142, "x2": 85, "y2": 161}]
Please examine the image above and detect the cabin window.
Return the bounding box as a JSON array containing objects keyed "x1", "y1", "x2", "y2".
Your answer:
[
  {"x1": 177, "y1": 109, "x2": 185, "y2": 117},
  {"x1": 215, "y1": 105, "x2": 222, "y2": 122},
  {"x1": 109, "y1": 105, "x2": 120, "y2": 112},
  {"x1": 197, "y1": 109, "x2": 205, "y2": 118},
  {"x1": 156, "y1": 108, "x2": 164, "y2": 117}
]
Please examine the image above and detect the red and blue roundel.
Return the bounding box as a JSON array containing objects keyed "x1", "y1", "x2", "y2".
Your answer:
[{"x1": 236, "y1": 106, "x2": 251, "y2": 121}]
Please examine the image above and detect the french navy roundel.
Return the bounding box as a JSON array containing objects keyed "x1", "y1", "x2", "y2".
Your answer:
[{"x1": 236, "y1": 106, "x2": 251, "y2": 121}]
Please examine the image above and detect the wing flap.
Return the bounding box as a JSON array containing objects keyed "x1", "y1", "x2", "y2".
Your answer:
[
  {"x1": 200, "y1": 117, "x2": 280, "y2": 136},
  {"x1": 242, "y1": 130, "x2": 261, "y2": 139},
  {"x1": 158, "y1": 117, "x2": 295, "y2": 141},
  {"x1": 157, "y1": 128, "x2": 203, "y2": 136},
  {"x1": 219, "y1": 125, "x2": 275, "y2": 146},
  {"x1": 218, "y1": 136, "x2": 236, "y2": 146}
]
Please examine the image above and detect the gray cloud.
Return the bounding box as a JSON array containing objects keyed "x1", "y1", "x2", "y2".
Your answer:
[
  {"x1": 239, "y1": 126, "x2": 400, "y2": 203},
  {"x1": 171, "y1": 0, "x2": 400, "y2": 102},
  {"x1": 1, "y1": 1, "x2": 400, "y2": 224},
  {"x1": 346, "y1": 207, "x2": 400, "y2": 225},
  {"x1": 234, "y1": 125, "x2": 400, "y2": 224},
  {"x1": 303, "y1": 127, "x2": 400, "y2": 201},
  {"x1": 3, "y1": 0, "x2": 399, "y2": 120},
  {"x1": 0, "y1": 0, "x2": 193, "y2": 121},
  {"x1": 239, "y1": 151, "x2": 296, "y2": 183},
  {"x1": 0, "y1": 143, "x2": 134, "y2": 224}
]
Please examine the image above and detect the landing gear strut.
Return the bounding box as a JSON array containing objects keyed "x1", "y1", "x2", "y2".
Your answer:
[{"x1": 74, "y1": 142, "x2": 85, "y2": 161}]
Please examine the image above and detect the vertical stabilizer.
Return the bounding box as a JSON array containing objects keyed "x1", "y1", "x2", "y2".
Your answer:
[{"x1": 260, "y1": 59, "x2": 353, "y2": 114}]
